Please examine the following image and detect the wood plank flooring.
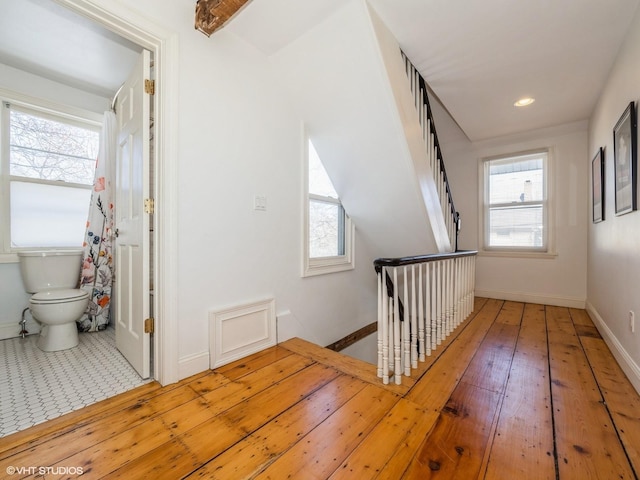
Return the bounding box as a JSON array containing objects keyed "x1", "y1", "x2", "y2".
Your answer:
[{"x1": 1, "y1": 298, "x2": 639, "y2": 479}]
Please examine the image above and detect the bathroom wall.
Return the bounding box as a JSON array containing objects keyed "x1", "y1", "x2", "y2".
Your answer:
[{"x1": 0, "y1": 62, "x2": 109, "y2": 340}]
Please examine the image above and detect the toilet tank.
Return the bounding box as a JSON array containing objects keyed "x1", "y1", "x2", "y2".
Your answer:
[{"x1": 17, "y1": 250, "x2": 84, "y2": 293}]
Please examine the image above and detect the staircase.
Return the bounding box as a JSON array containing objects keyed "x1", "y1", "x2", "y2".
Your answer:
[
  {"x1": 402, "y1": 52, "x2": 460, "y2": 251},
  {"x1": 374, "y1": 53, "x2": 477, "y2": 385}
]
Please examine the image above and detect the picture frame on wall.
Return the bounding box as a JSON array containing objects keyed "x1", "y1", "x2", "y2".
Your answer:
[
  {"x1": 592, "y1": 147, "x2": 605, "y2": 223},
  {"x1": 613, "y1": 101, "x2": 637, "y2": 215}
]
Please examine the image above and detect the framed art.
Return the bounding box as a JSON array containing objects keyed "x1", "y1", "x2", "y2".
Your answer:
[
  {"x1": 613, "y1": 101, "x2": 637, "y2": 215},
  {"x1": 592, "y1": 147, "x2": 605, "y2": 223}
]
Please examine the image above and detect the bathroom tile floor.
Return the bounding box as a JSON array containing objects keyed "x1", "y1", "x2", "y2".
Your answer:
[{"x1": 0, "y1": 326, "x2": 151, "y2": 437}]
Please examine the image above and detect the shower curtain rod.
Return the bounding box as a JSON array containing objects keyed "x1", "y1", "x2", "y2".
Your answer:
[{"x1": 110, "y1": 83, "x2": 125, "y2": 113}]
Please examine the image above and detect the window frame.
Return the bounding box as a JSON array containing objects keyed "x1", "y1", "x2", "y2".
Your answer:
[
  {"x1": 479, "y1": 148, "x2": 555, "y2": 257},
  {"x1": 303, "y1": 134, "x2": 354, "y2": 277},
  {"x1": 0, "y1": 89, "x2": 102, "y2": 263}
]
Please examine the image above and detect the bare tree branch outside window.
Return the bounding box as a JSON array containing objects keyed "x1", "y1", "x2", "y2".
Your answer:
[{"x1": 9, "y1": 109, "x2": 98, "y2": 185}]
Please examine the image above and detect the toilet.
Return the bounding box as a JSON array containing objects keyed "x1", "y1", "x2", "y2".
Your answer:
[{"x1": 18, "y1": 250, "x2": 89, "y2": 352}]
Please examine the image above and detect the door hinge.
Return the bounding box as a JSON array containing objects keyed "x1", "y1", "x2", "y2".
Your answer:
[
  {"x1": 144, "y1": 198, "x2": 155, "y2": 214},
  {"x1": 144, "y1": 79, "x2": 155, "y2": 95},
  {"x1": 144, "y1": 317, "x2": 155, "y2": 334}
]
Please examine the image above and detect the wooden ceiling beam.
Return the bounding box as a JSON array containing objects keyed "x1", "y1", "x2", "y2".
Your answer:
[{"x1": 195, "y1": 0, "x2": 253, "y2": 37}]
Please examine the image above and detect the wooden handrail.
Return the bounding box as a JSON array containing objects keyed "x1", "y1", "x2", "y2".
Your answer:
[{"x1": 374, "y1": 250, "x2": 477, "y2": 271}]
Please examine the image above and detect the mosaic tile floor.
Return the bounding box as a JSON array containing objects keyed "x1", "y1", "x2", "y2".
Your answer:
[{"x1": 0, "y1": 326, "x2": 151, "y2": 437}]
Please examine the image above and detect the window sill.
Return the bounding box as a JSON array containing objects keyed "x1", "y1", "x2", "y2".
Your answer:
[
  {"x1": 478, "y1": 249, "x2": 557, "y2": 260},
  {"x1": 303, "y1": 257, "x2": 355, "y2": 277},
  {"x1": 0, "y1": 253, "x2": 19, "y2": 264}
]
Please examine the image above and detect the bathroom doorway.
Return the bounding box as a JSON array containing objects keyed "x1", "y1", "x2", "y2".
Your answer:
[{"x1": 0, "y1": 0, "x2": 179, "y2": 436}]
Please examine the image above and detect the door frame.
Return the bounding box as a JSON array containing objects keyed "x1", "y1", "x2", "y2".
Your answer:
[{"x1": 56, "y1": 0, "x2": 179, "y2": 385}]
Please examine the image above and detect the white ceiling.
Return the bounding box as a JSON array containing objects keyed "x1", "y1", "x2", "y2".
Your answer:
[
  {"x1": 367, "y1": 0, "x2": 640, "y2": 141},
  {"x1": 230, "y1": 0, "x2": 640, "y2": 141},
  {"x1": 0, "y1": 0, "x2": 141, "y2": 98},
  {"x1": 2, "y1": 0, "x2": 639, "y2": 141}
]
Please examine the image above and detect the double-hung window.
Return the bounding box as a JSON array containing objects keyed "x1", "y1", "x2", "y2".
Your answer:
[
  {"x1": 303, "y1": 137, "x2": 354, "y2": 276},
  {"x1": 1, "y1": 100, "x2": 99, "y2": 255},
  {"x1": 481, "y1": 149, "x2": 551, "y2": 253}
]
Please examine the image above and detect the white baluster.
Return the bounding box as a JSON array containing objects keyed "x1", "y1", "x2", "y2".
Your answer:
[
  {"x1": 418, "y1": 263, "x2": 425, "y2": 362},
  {"x1": 436, "y1": 261, "x2": 445, "y2": 345},
  {"x1": 410, "y1": 265, "x2": 418, "y2": 369},
  {"x1": 388, "y1": 296, "x2": 394, "y2": 372},
  {"x1": 377, "y1": 270, "x2": 383, "y2": 378},
  {"x1": 403, "y1": 267, "x2": 411, "y2": 376},
  {"x1": 381, "y1": 267, "x2": 389, "y2": 384},
  {"x1": 393, "y1": 267, "x2": 402, "y2": 385},
  {"x1": 454, "y1": 257, "x2": 461, "y2": 328},
  {"x1": 444, "y1": 259, "x2": 451, "y2": 337},
  {"x1": 471, "y1": 255, "x2": 476, "y2": 313}
]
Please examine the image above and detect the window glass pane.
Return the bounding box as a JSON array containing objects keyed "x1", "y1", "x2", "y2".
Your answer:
[
  {"x1": 488, "y1": 205, "x2": 544, "y2": 248},
  {"x1": 308, "y1": 139, "x2": 338, "y2": 198},
  {"x1": 309, "y1": 200, "x2": 344, "y2": 258},
  {"x1": 11, "y1": 181, "x2": 90, "y2": 247},
  {"x1": 10, "y1": 109, "x2": 98, "y2": 185},
  {"x1": 488, "y1": 157, "x2": 543, "y2": 204}
]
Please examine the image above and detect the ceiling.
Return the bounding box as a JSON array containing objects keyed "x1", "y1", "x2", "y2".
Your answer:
[
  {"x1": 2, "y1": 0, "x2": 639, "y2": 141},
  {"x1": 0, "y1": 0, "x2": 141, "y2": 98}
]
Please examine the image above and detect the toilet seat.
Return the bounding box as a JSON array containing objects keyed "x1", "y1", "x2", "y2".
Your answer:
[{"x1": 31, "y1": 289, "x2": 89, "y2": 304}]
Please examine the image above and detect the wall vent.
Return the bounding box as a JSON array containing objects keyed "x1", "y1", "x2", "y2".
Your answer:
[{"x1": 209, "y1": 298, "x2": 276, "y2": 368}]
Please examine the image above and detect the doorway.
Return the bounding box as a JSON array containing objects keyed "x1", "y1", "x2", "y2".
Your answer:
[{"x1": 56, "y1": 0, "x2": 179, "y2": 386}]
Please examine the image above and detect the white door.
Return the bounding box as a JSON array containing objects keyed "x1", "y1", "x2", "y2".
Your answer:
[{"x1": 115, "y1": 49, "x2": 151, "y2": 379}]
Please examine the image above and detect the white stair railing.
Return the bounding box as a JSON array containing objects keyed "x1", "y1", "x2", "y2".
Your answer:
[
  {"x1": 403, "y1": 52, "x2": 460, "y2": 251},
  {"x1": 375, "y1": 251, "x2": 477, "y2": 385}
]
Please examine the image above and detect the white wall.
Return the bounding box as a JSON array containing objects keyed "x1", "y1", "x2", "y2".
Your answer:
[
  {"x1": 270, "y1": 1, "x2": 442, "y2": 258},
  {"x1": 105, "y1": 0, "x2": 441, "y2": 379},
  {"x1": 432, "y1": 97, "x2": 589, "y2": 308},
  {"x1": 587, "y1": 4, "x2": 640, "y2": 393},
  {"x1": 0, "y1": 63, "x2": 109, "y2": 340}
]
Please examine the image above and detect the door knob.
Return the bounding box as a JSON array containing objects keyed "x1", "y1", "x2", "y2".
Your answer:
[{"x1": 114, "y1": 228, "x2": 120, "y2": 238}]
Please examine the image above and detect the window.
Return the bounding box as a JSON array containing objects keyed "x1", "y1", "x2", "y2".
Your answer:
[
  {"x1": 303, "y1": 137, "x2": 354, "y2": 276},
  {"x1": 481, "y1": 149, "x2": 551, "y2": 254},
  {"x1": 1, "y1": 100, "x2": 99, "y2": 254}
]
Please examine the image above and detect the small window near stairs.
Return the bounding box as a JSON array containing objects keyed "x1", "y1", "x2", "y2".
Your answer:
[{"x1": 303, "y1": 136, "x2": 354, "y2": 276}]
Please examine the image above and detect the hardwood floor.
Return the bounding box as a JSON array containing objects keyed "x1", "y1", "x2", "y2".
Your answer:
[{"x1": 2, "y1": 298, "x2": 639, "y2": 479}]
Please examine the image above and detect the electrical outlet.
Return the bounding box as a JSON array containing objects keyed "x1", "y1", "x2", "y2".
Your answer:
[
  {"x1": 630, "y1": 311, "x2": 635, "y2": 333},
  {"x1": 254, "y1": 195, "x2": 267, "y2": 211}
]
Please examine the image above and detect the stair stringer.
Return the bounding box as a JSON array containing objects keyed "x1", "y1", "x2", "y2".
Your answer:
[{"x1": 366, "y1": 2, "x2": 453, "y2": 253}]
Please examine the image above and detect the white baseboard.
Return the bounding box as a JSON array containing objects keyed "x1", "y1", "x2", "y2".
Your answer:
[
  {"x1": 586, "y1": 301, "x2": 640, "y2": 395},
  {"x1": 475, "y1": 289, "x2": 585, "y2": 309},
  {"x1": 178, "y1": 351, "x2": 210, "y2": 381},
  {"x1": 0, "y1": 319, "x2": 41, "y2": 341}
]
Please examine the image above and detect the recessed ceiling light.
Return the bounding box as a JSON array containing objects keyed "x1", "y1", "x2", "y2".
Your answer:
[{"x1": 514, "y1": 97, "x2": 535, "y2": 107}]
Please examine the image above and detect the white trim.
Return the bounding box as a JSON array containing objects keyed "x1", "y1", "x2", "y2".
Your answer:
[
  {"x1": 209, "y1": 298, "x2": 276, "y2": 369},
  {"x1": 302, "y1": 129, "x2": 355, "y2": 277},
  {"x1": 56, "y1": 0, "x2": 180, "y2": 386},
  {"x1": 0, "y1": 319, "x2": 40, "y2": 341},
  {"x1": 178, "y1": 351, "x2": 210, "y2": 380},
  {"x1": 586, "y1": 301, "x2": 640, "y2": 395},
  {"x1": 475, "y1": 289, "x2": 585, "y2": 309},
  {"x1": 478, "y1": 148, "x2": 556, "y2": 255},
  {"x1": 0, "y1": 89, "x2": 103, "y2": 124}
]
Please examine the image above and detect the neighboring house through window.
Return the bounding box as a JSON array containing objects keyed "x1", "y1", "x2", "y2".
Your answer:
[
  {"x1": 480, "y1": 149, "x2": 553, "y2": 255},
  {"x1": 303, "y1": 136, "x2": 354, "y2": 276},
  {"x1": 1, "y1": 98, "x2": 99, "y2": 256}
]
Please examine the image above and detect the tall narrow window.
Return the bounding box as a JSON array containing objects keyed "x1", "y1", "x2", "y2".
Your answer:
[
  {"x1": 4, "y1": 103, "x2": 98, "y2": 249},
  {"x1": 481, "y1": 150, "x2": 550, "y2": 252},
  {"x1": 304, "y1": 137, "x2": 354, "y2": 276}
]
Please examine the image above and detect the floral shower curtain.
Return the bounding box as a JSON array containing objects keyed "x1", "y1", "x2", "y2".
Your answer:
[{"x1": 77, "y1": 111, "x2": 116, "y2": 332}]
